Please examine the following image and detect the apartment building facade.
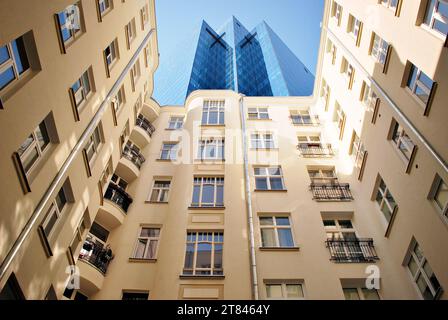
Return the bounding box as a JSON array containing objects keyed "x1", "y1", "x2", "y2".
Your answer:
[{"x1": 1, "y1": 0, "x2": 447, "y2": 300}]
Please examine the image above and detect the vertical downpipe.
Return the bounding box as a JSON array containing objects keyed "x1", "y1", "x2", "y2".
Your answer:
[{"x1": 239, "y1": 95, "x2": 259, "y2": 300}]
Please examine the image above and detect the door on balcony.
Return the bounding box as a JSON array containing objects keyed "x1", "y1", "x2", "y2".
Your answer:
[
  {"x1": 111, "y1": 174, "x2": 128, "y2": 191},
  {"x1": 323, "y1": 219, "x2": 363, "y2": 262},
  {"x1": 80, "y1": 222, "x2": 109, "y2": 260},
  {"x1": 308, "y1": 168, "x2": 338, "y2": 184}
]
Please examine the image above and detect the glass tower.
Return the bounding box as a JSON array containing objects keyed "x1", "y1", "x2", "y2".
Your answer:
[{"x1": 154, "y1": 17, "x2": 315, "y2": 105}]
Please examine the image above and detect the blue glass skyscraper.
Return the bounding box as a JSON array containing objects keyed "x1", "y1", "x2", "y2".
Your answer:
[{"x1": 154, "y1": 17, "x2": 315, "y2": 105}]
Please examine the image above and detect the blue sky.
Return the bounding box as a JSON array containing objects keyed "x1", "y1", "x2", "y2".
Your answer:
[{"x1": 155, "y1": 0, "x2": 325, "y2": 75}]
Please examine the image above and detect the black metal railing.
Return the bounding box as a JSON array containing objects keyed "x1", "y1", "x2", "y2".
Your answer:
[
  {"x1": 298, "y1": 143, "x2": 333, "y2": 157},
  {"x1": 79, "y1": 241, "x2": 114, "y2": 274},
  {"x1": 136, "y1": 115, "x2": 155, "y2": 138},
  {"x1": 104, "y1": 183, "x2": 133, "y2": 212},
  {"x1": 310, "y1": 182, "x2": 353, "y2": 201},
  {"x1": 122, "y1": 146, "x2": 145, "y2": 169},
  {"x1": 325, "y1": 238, "x2": 379, "y2": 263}
]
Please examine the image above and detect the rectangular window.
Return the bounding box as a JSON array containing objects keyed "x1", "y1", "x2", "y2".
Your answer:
[
  {"x1": 130, "y1": 60, "x2": 141, "y2": 90},
  {"x1": 168, "y1": 116, "x2": 184, "y2": 129},
  {"x1": 259, "y1": 216, "x2": 294, "y2": 248},
  {"x1": 125, "y1": 18, "x2": 137, "y2": 48},
  {"x1": 290, "y1": 110, "x2": 317, "y2": 125},
  {"x1": 248, "y1": 107, "x2": 269, "y2": 120},
  {"x1": 97, "y1": 0, "x2": 113, "y2": 18},
  {"x1": 104, "y1": 39, "x2": 119, "y2": 74},
  {"x1": 406, "y1": 63, "x2": 435, "y2": 107},
  {"x1": 112, "y1": 85, "x2": 125, "y2": 113},
  {"x1": 334, "y1": 102, "x2": 346, "y2": 140},
  {"x1": 71, "y1": 69, "x2": 92, "y2": 111},
  {"x1": 56, "y1": 3, "x2": 83, "y2": 48},
  {"x1": 350, "y1": 131, "x2": 366, "y2": 168},
  {"x1": 197, "y1": 138, "x2": 224, "y2": 160},
  {"x1": 250, "y1": 133, "x2": 275, "y2": 149},
  {"x1": 361, "y1": 81, "x2": 378, "y2": 109},
  {"x1": 160, "y1": 142, "x2": 178, "y2": 160},
  {"x1": 41, "y1": 184, "x2": 68, "y2": 238},
  {"x1": 202, "y1": 100, "x2": 225, "y2": 125},
  {"x1": 320, "y1": 79, "x2": 331, "y2": 111},
  {"x1": 371, "y1": 33, "x2": 389, "y2": 65},
  {"x1": 423, "y1": 0, "x2": 448, "y2": 36},
  {"x1": 389, "y1": 120, "x2": 416, "y2": 164},
  {"x1": 266, "y1": 282, "x2": 304, "y2": 299},
  {"x1": 326, "y1": 39, "x2": 337, "y2": 65},
  {"x1": 374, "y1": 176, "x2": 397, "y2": 224},
  {"x1": 132, "y1": 227, "x2": 160, "y2": 260},
  {"x1": 331, "y1": 1, "x2": 343, "y2": 25},
  {"x1": 343, "y1": 287, "x2": 380, "y2": 300},
  {"x1": 406, "y1": 240, "x2": 442, "y2": 300},
  {"x1": 191, "y1": 177, "x2": 224, "y2": 207},
  {"x1": 183, "y1": 231, "x2": 223, "y2": 275},
  {"x1": 0, "y1": 35, "x2": 31, "y2": 91},
  {"x1": 381, "y1": 0, "x2": 401, "y2": 15},
  {"x1": 140, "y1": 5, "x2": 149, "y2": 30},
  {"x1": 149, "y1": 180, "x2": 171, "y2": 202},
  {"x1": 85, "y1": 125, "x2": 103, "y2": 163},
  {"x1": 122, "y1": 291, "x2": 149, "y2": 300},
  {"x1": 341, "y1": 57, "x2": 355, "y2": 89},
  {"x1": 308, "y1": 168, "x2": 338, "y2": 184},
  {"x1": 17, "y1": 119, "x2": 51, "y2": 175},
  {"x1": 428, "y1": 174, "x2": 448, "y2": 220},
  {"x1": 254, "y1": 167, "x2": 285, "y2": 191},
  {"x1": 347, "y1": 14, "x2": 362, "y2": 43}
]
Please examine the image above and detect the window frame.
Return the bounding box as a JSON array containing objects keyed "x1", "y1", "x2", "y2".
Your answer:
[
  {"x1": 202, "y1": 100, "x2": 225, "y2": 125},
  {"x1": 149, "y1": 180, "x2": 171, "y2": 203},
  {"x1": 183, "y1": 231, "x2": 224, "y2": 276},
  {"x1": 250, "y1": 132, "x2": 275, "y2": 149},
  {"x1": 167, "y1": 116, "x2": 184, "y2": 130},
  {"x1": 197, "y1": 137, "x2": 225, "y2": 160},
  {"x1": 248, "y1": 107, "x2": 270, "y2": 120},
  {"x1": 159, "y1": 142, "x2": 178, "y2": 160},
  {"x1": 0, "y1": 36, "x2": 31, "y2": 92},
  {"x1": 388, "y1": 119, "x2": 417, "y2": 170},
  {"x1": 422, "y1": 0, "x2": 448, "y2": 37},
  {"x1": 343, "y1": 287, "x2": 381, "y2": 300},
  {"x1": 405, "y1": 63, "x2": 436, "y2": 113},
  {"x1": 259, "y1": 215, "x2": 295, "y2": 248},
  {"x1": 132, "y1": 226, "x2": 161, "y2": 260},
  {"x1": 97, "y1": 0, "x2": 113, "y2": 20},
  {"x1": 370, "y1": 33, "x2": 389, "y2": 65},
  {"x1": 191, "y1": 177, "x2": 224, "y2": 208},
  {"x1": 374, "y1": 176, "x2": 398, "y2": 228},
  {"x1": 41, "y1": 185, "x2": 69, "y2": 239},
  {"x1": 428, "y1": 174, "x2": 448, "y2": 222},
  {"x1": 125, "y1": 18, "x2": 137, "y2": 49},
  {"x1": 265, "y1": 282, "x2": 305, "y2": 300},
  {"x1": 254, "y1": 166, "x2": 286, "y2": 191},
  {"x1": 55, "y1": 2, "x2": 84, "y2": 51}
]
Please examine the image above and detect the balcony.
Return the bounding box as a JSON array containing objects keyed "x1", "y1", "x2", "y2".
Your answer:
[
  {"x1": 115, "y1": 146, "x2": 145, "y2": 181},
  {"x1": 130, "y1": 114, "x2": 155, "y2": 148},
  {"x1": 310, "y1": 182, "x2": 353, "y2": 201},
  {"x1": 142, "y1": 94, "x2": 160, "y2": 122},
  {"x1": 95, "y1": 183, "x2": 132, "y2": 229},
  {"x1": 77, "y1": 241, "x2": 114, "y2": 295},
  {"x1": 104, "y1": 183, "x2": 132, "y2": 213},
  {"x1": 298, "y1": 143, "x2": 334, "y2": 157},
  {"x1": 325, "y1": 238, "x2": 379, "y2": 263}
]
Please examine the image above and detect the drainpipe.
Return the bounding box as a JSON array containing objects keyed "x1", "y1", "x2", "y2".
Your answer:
[{"x1": 239, "y1": 94, "x2": 259, "y2": 300}]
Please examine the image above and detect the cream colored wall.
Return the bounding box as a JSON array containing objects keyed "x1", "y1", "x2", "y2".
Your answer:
[{"x1": 0, "y1": 0, "x2": 159, "y2": 299}]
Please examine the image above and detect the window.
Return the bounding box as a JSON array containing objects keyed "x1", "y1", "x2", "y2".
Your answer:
[
  {"x1": 144, "y1": 44, "x2": 151, "y2": 67},
  {"x1": 111, "y1": 174, "x2": 128, "y2": 191},
  {"x1": 85, "y1": 125, "x2": 103, "y2": 163},
  {"x1": 341, "y1": 57, "x2": 355, "y2": 88},
  {"x1": 104, "y1": 39, "x2": 118, "y2": 74},
  {"x1": 406, "y1": 63, "x2": 435, "y2": 107},
  {"x1": 428, "y1": 174, "x2": 448, "y2": 219},
  {"x1": 197, "y1": 138, "x2": 225, "y2": 160},
  {"x1": 371, "y1": 33, "x2": 389, "y2": 65},
  {"x1": 406, "y1": 240, "x2": 442, "y2": 299},
  {"x1": 334, "y1": 102, "x2": 346, "y2": 140},
  {"x1": 254, "y1": 167, "x2": 285, "y2": 191},
  {"x1": 112, "y1": 85, "x2": 125, "y2": 113},
  {"x1": 191, "y1": 177, "x2": 224, "y2": 207},
  {"x1": 381, "y1": 0, "x2": 400, "y2": 14},
  {"x1": 41, "y1": 183, "x2": 69, "y2": 238},
  {"x1": 130, "y1": 60, "x2": 141, "y2": 90},
  {"x1": 202, "y1": 100, "x2": 225, "y2": 125},
  {"x1": 266, "y1": 282, "x2": 304, "y2": 299},
  {"x1": 168, "y1": 116, "x2": 184, "y2": 129},
  {"x1": 0, "y1": 273, "x2": 25, "y2": 300},
  {"x1": 122, "y1": 291, "x2": 149, "y2": 300},
  {"x1": 125, "y1": 18, "x2": 137, "y2": 48},
  {"x1": 308, "y1": 167, "x2": 338, "y2": 184},
  {"x1": 323, "y1": 219, "x2": 357, "y2": 240},
  {"x1": 347, "y1": 14, "x2": 362, "y2": 42},
  {"x1": 183, "y1": 231, "x2": 223, "y2": 275},
  {"x1": 17, "y1": 119, "x2": 51, "y2": 175},
  {"x1": 350, "y1": 132, "x2": 366, "y2": 168},
  {"x1": 56, "y1": 3, "x2": 83, "y2": 48},
  {"x1": 132, "y1": 227, "x2": 160, "y2": 260},
  {"x1": 290, "y1": 110, "x2": 317, "y2": 125},
  {"x1": 97, "y1": 0, "x2": 113, "y2": 19},
  {"x1": 389, "y1": 120, "x2": 416, "y2": 163},
  {"x1": 259, "y1": 216, "x2": 294, "y2": 248},
  {"x1": 331, "y1": 1, "x2": 343, "y2": 25},
  {"x1": 248, "y1": 107, "x2": 269, "y2": 120},
  {"x1": 250, "y1": 133, "x2": 275, "y2": 149},
  {"x1": 160, "y1": 142, "x2": 178, "y2": 160},
  {"x1": 140, "y1": 5, "x2": 149, "y2": 30},
  {"x1": 0, "y1": 35, "x2": 30, "y2": 91},
  {"x1": 343, "y1": 287, "x2": 380, "y2": 300},
  {"x1": 71, "y1": 69, "x2": 92, "y2": 111},
  {"x1": 320, "y1": 79, "x2": 331, "y2": 111},
  {"x1": 326, "y1": 39, "x2": 337, "y2": 65},
  {"x1": 149, "y1": 180, "x2": 171, "y2": 202},
  {"x1": 69, "y1": 214, "x2": 88, "y2": 255},
  {"x1": 361, "y1": 81, "x2": 378, "y2": 109},
  {"x1": 374, "y1": 177, "x2": 397, "y2": 223},
  {"x1": 423, "y1": 0, "x2": 448, "y2": 36}
]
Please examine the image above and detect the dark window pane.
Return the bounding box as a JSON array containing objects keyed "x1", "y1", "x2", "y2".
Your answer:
[
  {"x1": 11, "y1": 37, "x2": 29, "y2": 75},
  {"x1": 196, "y1": 243, "x2": 212, "y2": 268}
]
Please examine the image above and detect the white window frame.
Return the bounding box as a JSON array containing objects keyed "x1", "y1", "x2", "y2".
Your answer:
[
  {"x1": 374, "y1": 177, "x2": 397, "y2": 223},
  {"x1": 265, "y1": 282, "x2": 305, "y2": 300},
  {"x1": 259, "y1": 216, "x2": 295, "y2": 248},
  {"x1": 248, "y1": 107, "x2": 270, "y2": 120},
  {"x1": 308, "y1": 168, "x2": 338, "y2": 184},
  {"x1": 371, "y1": 33, "x2": 389, "y2": 65},
  {"x1": 254, "y1": 167, "x2": 285, "y2": 191},
  {"x1": 331, "y1": 1, "x2": 343, "y2": 25},
  {"x1": 168, "y1": 116, "x2": 184, "y2": 130},
  {"x1": 149, "y1": 180, "x2": 171, "y2": 202},
  {"x1": 183, "y1": 231, "x2": 224, "y2": 276},
  {"x1": 350, "y1": 132, "x2": 366, "y2": 168},
  {"x1": 72, "y1": 69, "x2": 92, "y2": 109},
  {"x1": 202, "y1": 100, "x2": 225, "y2": 125},
  {"x1": 380, "y1": 0, "x2": 400, "y2": 11},
  {"x1": 191, "y1": 177, "x2": 224, "y2": 207},
  {"x1": 290, "y1": 110, "x2": 316, "y2": 125},
  {"x1": 132, "y1": 227, "x2": 160, "y2": 260},
  {"x1": 112, "y1": 85, "x2": 125, "y2": 113},
  {"x1": 41, "y1": 184, "x2": 69, "y2": 239},
  {"x1": 85, "y1": 125, "x2": 103, "y2": 164},
  {"x1": 0, "y1": 36, "x2": 31, "y2": 92},
  {"x1": 428, "y1": 175, "x2": 448, "y2": 220},
  {"x1": 197, "y1": 138, "x2": 225, "y2": 160},
  {"x1": 160, "y1": 142, "x2": 178, "y2": 160},
  {"x1": 423, "y1": 0, "x2": 448, "y2": 36},
  {"x1": 104, "y1": 39, "x2": 118, "y2": 70},
  {"x1": 250, "y1": 132, "x2": 275, "y2": 149},
  {"x1": 140, "y1": 5, "x2": 149, "y2": 30},
  {"x1": 57, "y1": 3, "x2": 83, "y2": 46},
  {"x1": 130, "y1": 59, "x2": 141, "y2": 90},
  {"x1": 125, "y1": 18, "x2": 137, "y2": 48},
  {"x1": 361, "y1": 81, "x2": 378, "y2": 109},
  {"x1": 390, "y1": 120, "x2": 416, "y2": 162},
  {"x1": 98, "y1": 0, "x2": 113, "y2": 17},
  {"x1": 348, "y1": 15, "x2": 362, "y2": 38},
  {"x1": 343, "y1": 287, "x2": 381, "y2": 300},
  {"x1": 406, "y1": 64, "x2": 434, "y2": 106}
]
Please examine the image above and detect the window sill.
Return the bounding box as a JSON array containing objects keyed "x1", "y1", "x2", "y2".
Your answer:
[
  {"x1": 188, "y1": 206, "x2": 225, "y2": 210},
  {"x1": 254, "y1": 189, "x2": 287, "y2": 193},
  {"x1": 129, "y1": 258, "x2": 157, "y2": 263},
  {"x1": 200, "y1": 124, "x2": 225, "y2": 127},
  {"x1": 156, "y1": 158, "x2": 175, "y2": 162},
  {"x1": 419, "y1": 24, "x2": 447, "y2": 44},
  {"x1": 250, "y1": 148, "x2": 279, "y2": 151},
  {"x1": 165, "y1": 128, "x2": 183, "y2": 131},
  {"x1": 259, "y1": 247, "x2": 300, "y2": 252},
  {"x1": 179, "y1": 275, "x2": 225, "y2": 280},
  {"x1": 247, "y1": 118, "x2": 272, "y2": 121},
  {"x1": 145, "y1": 201, "x2": 169, "y2": 204},
  {"x1": 404, "y1": 87, "x2": 428, "y2": 114},
  {"x1": 194, "y1": 159, "x2": 226, "y2": 163}
]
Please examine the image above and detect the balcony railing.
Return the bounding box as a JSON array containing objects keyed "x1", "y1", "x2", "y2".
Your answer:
[
  {"x1": 122, "y1": 146, "x2": 145, "y2": 169},
  {"x1": 310, "y1": 182, "x2": 353, "y2": 201},
  {"x1": 104, "y1": 183, "x2": 133, "y2": 212},
  {"x1": 325, "y1": 238, "x2": 379, "y2": 263},
  {"x1": 79, "y1": 241, "x2": 114, "y2": 274},
  {"x1": 136, "y1": 114, "x2": 155, "y2": 138},
  {"x1": 298, "y1": 143, "x2": 334, "y2": 157}
]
